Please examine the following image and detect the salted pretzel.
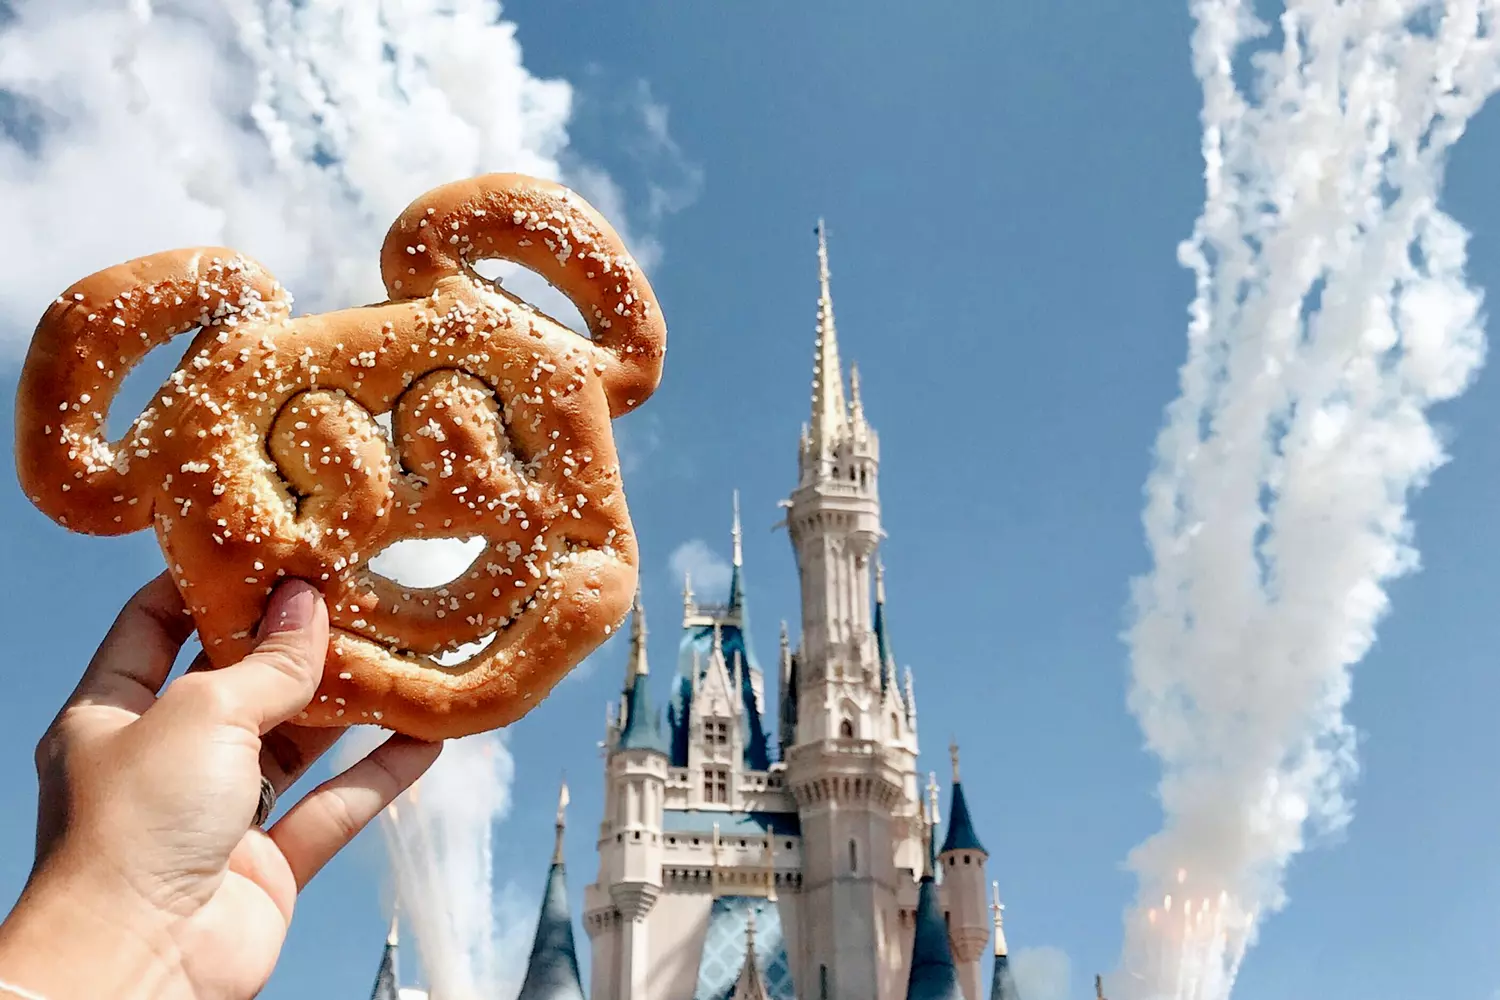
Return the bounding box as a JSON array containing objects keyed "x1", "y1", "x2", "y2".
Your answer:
[{"x1": 14, "y1": 173, "x2": 665, "y2": 741}]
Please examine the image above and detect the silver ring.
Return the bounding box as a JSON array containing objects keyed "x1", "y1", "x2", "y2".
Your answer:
[{"x1": 253, "y1": 776, "x2": 277, "y2": 827}]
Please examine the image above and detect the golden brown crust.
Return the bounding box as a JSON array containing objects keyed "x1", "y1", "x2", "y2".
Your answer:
[{"x1": 14, "y1": 173, "x2": 666, "y2": 741}]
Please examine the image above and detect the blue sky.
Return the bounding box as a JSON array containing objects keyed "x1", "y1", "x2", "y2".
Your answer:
[{"x1": 3, "y1": 2, "x2": 1500, "y2": 999}]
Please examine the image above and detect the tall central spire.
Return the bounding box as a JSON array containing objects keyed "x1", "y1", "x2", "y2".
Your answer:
[{"x1": 810, "y1": 219, "x2": 849, "y2": 459}]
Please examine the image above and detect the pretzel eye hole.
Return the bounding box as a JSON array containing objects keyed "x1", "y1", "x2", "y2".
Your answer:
[
  {"x1": 471, "y1": 257, "x2": 590, "y2": 339},
  {"x1": 105, "y1": 325, "x2": 203, "y2": 438}
]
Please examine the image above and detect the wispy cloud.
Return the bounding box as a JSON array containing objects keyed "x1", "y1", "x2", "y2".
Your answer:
[
  {"x1": 1012, "y1": 946, "x2": 1072, "y2": 1000},
  {"x1": 669, "y1": 537, "x2": 732, "y2": 597}
]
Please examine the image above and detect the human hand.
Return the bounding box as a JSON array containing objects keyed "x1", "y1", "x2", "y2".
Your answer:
[{"x1": 0, "y1": 573, "x2": 442, "y2": 1000}]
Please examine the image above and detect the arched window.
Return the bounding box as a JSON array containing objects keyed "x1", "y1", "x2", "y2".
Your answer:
[
  {"x1": 839, "y1": 717, "x2": 855, "y2": 739},
  {"x1": 889, "y1": 713, "x2": 900, "y2": 738},
  {"x1": 849, "y1": 838, "x2": 859, "y2": 874}
]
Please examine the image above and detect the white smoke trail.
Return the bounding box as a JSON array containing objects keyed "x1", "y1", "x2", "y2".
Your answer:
[
  {"x1": 0, "y1": 0, "x2": 691, "y2": 992},
  {"x1": 340, "y1": 728, "x2": 535, "y2": 1000},
  {"x1": 1119, "y1": 3, "x2": 1500, "y2": 998}
]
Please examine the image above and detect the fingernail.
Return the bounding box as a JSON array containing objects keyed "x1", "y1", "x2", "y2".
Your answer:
[{"x1": 261, "y1": 581, "x2": 319, "y2": 637}]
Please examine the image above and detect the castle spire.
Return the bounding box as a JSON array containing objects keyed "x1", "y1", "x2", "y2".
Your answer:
[
  {"x1": 926, "y1": 771, "x2": 942, "y2": 876},
  {"x1": 905, "y1": 791, "x2": 965, "y2": 1000},
  {"x1": 850, "y1": 362, "x2": 866, "y2": 427},
  {"x1": 874, "y1": 561, "x2": 898, "y2": 694},
  {"x1": 809, "y1": 219, "x2": 849, "y2": 462},
  {"x1": 989, "y1": 883, "x2": 1022, "y2": 1000},
  {"x1": 369, "y1": 897, "x2": 401, "y2": 1000},
  {"x1": 516, "y1": 782, "x2": 587, "y2": 1000},
  {"x1": 553, "y1": 778, "x2": 569, "y2": 865},
  {"x1": 941, "y1": 743, "x2": 987, "y2": 855}
]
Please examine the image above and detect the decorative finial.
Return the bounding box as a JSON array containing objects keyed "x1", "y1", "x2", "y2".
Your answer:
[
  {"x1": 949, "y1": 740, "x2": 961, "y2": 783},
  {"x1": 683, "y1": 571, "x2": 695, "y2": 616},
  {"x1": 746, "y1": 909, "x2": 758, "y2": 948},
  {"x1": 1096, "y1": 974, "x2": 1105, "y2": 1000},
  {"x1": 553, "y1": 776, "x2": 569, "y2": 864},
  {"x1": 926, "y1": 770, "x2": 941, "y2": 827},
  {"x1": 991, "y1": 881, "x2": 1009, "y2": 957},
  {"x1": 779, "y1": 620, "x2": 790, "y2": 651},
  {"x1": 732, "y1": 490, "x2": 743, "y2": 568},
  {"x1": 627, "y1": 589, "x2": 649, "y2": 680},
  {"x1": 849, "y1": 363, "x2": 865, "y2": 425},
  {"x1": 387, "y1": 899, "x2": 400, "y2": 948},
  {"x1": 816, "y1": 218, "x2": 830, "y2": 284},
  {"x1": 809, "y1": 217, "x2": 848, "y2": 462},
  {"x1": 875, "y1": 561, "x2": 886, "y2": 605}
]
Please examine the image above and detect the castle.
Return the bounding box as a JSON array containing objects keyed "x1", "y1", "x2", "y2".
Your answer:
[{"x1": 370, "y1": 224, "x2": 1024, "y2": 1000}]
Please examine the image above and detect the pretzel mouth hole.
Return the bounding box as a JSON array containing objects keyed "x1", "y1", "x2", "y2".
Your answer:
[
  {"x1": 433, "y1": 629, "x2": 499, "y2": 667},
  {"x1": 470, "y1": 258, "x2": 591, "y2": 340},
  {"x1": 367, "y1": 535, "x2": 487, "y2": 590}
]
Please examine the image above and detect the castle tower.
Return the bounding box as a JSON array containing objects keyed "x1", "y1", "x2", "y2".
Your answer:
[
  {"x1": 988, "y1": 884, "x2": 1022, "y2": 1000},
  {"x1": 516, "y1": 782, "x2": 587, "y2": 1000},
  {"x1": 783, "y1": 221, "x2": 909, "y2": 1000},
  {"x1": 940, "y1": 744, "x2": 991, "y2": 1000},
  {"x1": 590, "y1": 595, "x2": 669, "y2": 1000}
]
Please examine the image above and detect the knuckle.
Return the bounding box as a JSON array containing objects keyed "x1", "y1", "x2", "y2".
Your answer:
[
  {"x1": 316, "y1": 788, "x2": 364, "y2": 845},
  {"x1": 171, "y1": 670, "x2": 239, "y2": 718}
]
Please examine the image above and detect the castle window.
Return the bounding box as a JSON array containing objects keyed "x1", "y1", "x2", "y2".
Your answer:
[
  {"x1": 890, "y1": 712, "x2": 900, "y2": 738},
  {"x1": 706, "y1": 720, "x2": 729, "y2": 746},
  {"x1": 849, "y1": 838, "x2": 858, "y2": 874},
  {"x1": 703, "y1": 766, "x2": 729, "y2": 804},
  {"x1": 839, "y1": 717, "x2": 855, "y2": 739}
]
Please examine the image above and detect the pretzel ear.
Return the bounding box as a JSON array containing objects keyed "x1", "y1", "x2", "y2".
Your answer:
[
  {"x1": 15, "y1": 249, "x2": 289, "y2": 535},
  {"x1": 378, "y1": 173, "x2": 666, "y2": 418}
]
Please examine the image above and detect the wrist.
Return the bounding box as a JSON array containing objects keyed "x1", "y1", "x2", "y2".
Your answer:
[{"x1": 0, "y1": 869, "x2": 187, "y2": 1000}]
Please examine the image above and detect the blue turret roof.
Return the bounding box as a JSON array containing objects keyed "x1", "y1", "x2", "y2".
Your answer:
[
  {"x1": 368, "y1": 938, "x2": 397, "y2": 1000},
  {"x1": 941, "y1": 781, "x2": 986, "y2": 855},
  {"x1": 618, "y1": 675, "x2": 669, "y2": 755},
  {"x1": 515, "y1": 860, "x2": 586, "y2": 1000},
  {"x1": 990, "y1": 954, "x2": 1021, "y2": 1000},
  {"x1": 905, "y1": 874, "x2": 965, "y2": 1000}
]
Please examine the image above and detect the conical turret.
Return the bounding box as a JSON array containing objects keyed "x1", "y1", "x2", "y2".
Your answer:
[
  {"x1": 516, "y1": 781, "x2": 586, "y2": 1000},
  {"x1": 941, "y1": 744, "x2": 991, "y2": 1000},
  {"x1": 905, "y1": 799, "x2": 964, "y2": 1000},
  {"x1": 367, "y1": 906, "x2": 400, "y2": 1000}
]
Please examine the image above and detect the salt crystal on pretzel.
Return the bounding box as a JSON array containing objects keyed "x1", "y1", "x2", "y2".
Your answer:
[{"x1": 14, "y1": 173, "x2": 666, "y2": 741}]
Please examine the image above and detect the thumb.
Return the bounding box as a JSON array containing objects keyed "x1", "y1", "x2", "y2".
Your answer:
[{"x1": 169, "y1": 580, "x2": 330, "y2": 735}]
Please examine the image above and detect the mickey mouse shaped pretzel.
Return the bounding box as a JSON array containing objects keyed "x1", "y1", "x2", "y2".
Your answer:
[{"x1": 15, "y1": 173, "x2": 665, "y2": 741}]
